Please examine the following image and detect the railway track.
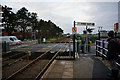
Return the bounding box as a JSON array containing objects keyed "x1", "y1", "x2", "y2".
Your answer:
[
  {"x1": 2, "y1": 38, "x2": 71, "y2": 80},
  {"x1": 2, "y1": 43, "x2": 55, "y2": 67},
  {"x1": 2, "y1": 52, "x2": 27, "y2": 67},
  {"x1": 2, "y1": 44, "x2": 57, "y2": 69},
  {"x1": 51, "y1": 37, "x2": 71, "y2": 43},
  {"x1": 3, "y1": 52, "x2": 24, "y2": 61},
  {"x1": 2, "y1": 44, "x2": 58, "y2": 79}
]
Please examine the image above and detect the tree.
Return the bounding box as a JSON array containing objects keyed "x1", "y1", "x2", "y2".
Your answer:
[
  {"x1": 29, "y1": 12, "x2": 38, "y2": 31},
  {"x1": 36, "y1": 19, "x2": 44, "y2": 38},
  {"x1": 36, "y1": 19, "x2": 63, "y2": 38},
  {"x1": 16, "y1": 7, "x2": 30, "y2": 39},
  {"x1": 2, "y1": 5, "x2": 17, "y2": 35},
  {"x1": 2, "y1": 5, "x2": 64, "y2": 39}
]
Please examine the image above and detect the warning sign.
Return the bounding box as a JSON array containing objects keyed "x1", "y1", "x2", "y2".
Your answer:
[
  {"x1": 72, "y1": 27, "x2": 77, "y2": 34},
  {"x1": 114, "y1": 23, "x2": 119, "y2": 32}
]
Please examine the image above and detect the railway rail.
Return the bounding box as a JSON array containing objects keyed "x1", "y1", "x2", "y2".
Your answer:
[
  {"x1": 2, "y1": 43, "x2": 61, "y2": 67},
  {"x1": 2, "y1": 52, "x2": 27, "y2": 67},
  {"x1": 2, "y1": 44, "x2": 58, "y2": 79},
  {"x1": 2, "y1": 38, "x2": 71, "y2": 80},
  {"x1": 3, "y1": 52, "x2": 25, "y2": 61}
]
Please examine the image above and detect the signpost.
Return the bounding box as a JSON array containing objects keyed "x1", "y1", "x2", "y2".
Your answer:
[
  {"x1": 114, "y1": 23, "x2": 119, "y2": 32},
  {"x1": 72, "y1": 21, "x2": 95, "y2": 59},
  {"x1": 73, "y1": 21, "x2": 76, "y2": 59},
  {"x1": 73, "y1": 21, "x2": 95, "y2": 54},
  {"x1": 114, "y1": 23, "x2": 120, "y2": 38}
]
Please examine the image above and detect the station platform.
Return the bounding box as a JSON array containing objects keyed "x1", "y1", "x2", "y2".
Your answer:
[
  {"x1": 41, "y1": 46, "x2": 120, "y2": 79},
  {"x1": 41, "y1": 54, "x2": 112, "y2": 79}
]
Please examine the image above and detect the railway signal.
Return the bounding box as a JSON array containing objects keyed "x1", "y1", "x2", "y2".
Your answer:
[
  {"x1": 73, "y1": 21, "x2": 95, "y2": 54},
  {"x1": 83, "y1": 30, "x2": 87, "y2": 34},
  {"x1": 87, "y1": 28, "x2": 94, "y2": 33}
]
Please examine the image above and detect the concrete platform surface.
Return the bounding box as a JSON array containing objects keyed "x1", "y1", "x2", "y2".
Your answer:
[
  {"x1": 41, "y1": 54, "x2": 111, "y2": 79},
  {"x1": 42, "y1": 60, "x2": 73, "y2": 78}
]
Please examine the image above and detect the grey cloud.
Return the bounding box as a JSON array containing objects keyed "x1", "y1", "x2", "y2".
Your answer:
[
  {"x1": 1, "y1": 2, "x2": 118, "y2": 34},
  {"x1": 85, "y1": 2, "x2": 118, "y2": 32},
  {"x1": 38, "y1": 11, "x2": 74, "y2": 33}
]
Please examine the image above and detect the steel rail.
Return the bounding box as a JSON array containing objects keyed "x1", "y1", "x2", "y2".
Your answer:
[
  {"x1": 5, "y1": 38, "x2": 71, "y2": 80},
  {"x1": 34, "y1": 43, "x2": 65, "y2": 80},
  {"x1": 3, "y1": 44, "x2": 55, "y2": 67},
  {"x1": 5, "y1": 43, "x2": 59, "y2": 80},
  {"x1": 3, "y1": 54, "x2": 28, "y2": 67},
  {"x1": 3, "y1": 52, "x2": 24, "y2": 61},
  {"x1": 35, "y1": 39, "x2": 71, "y2": 79},
  {"x1": 3, "y1": 42, "x2": 47, "y2": 61}
]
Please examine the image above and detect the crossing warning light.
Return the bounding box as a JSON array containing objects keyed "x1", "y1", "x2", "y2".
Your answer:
[{"x1": 83, "y1": 30, "x2": 87, "y2": 34}]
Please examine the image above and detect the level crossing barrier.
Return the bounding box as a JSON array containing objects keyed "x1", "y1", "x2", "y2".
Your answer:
[{"x1": 96, "y1": 40, "x2": 120, "y2": 67}]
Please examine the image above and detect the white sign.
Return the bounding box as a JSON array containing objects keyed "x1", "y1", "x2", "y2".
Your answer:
[{"x1": 76, "y1": 22, "x2": 95, "y2": 26}]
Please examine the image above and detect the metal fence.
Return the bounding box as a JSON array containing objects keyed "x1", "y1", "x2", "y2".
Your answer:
[{"x1": 96, "y1": 40, "x2": 120, "y2": 66}]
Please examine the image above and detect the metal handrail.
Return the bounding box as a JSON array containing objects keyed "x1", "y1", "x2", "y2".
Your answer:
[
  {"x1": 96, "y1": 40, "x2": 102, "y2": 42},
  {"x1": 96, "y1": 45, "x2": 103, "y2": 49},
  {"x1": 104, "y1": 42, "x2": 108, "y2": 44},
  {"x1": 96, "y1": 40, "x2": 120, "y2": 67},
  {"x1": 96, "y1": 50, "x2": 102, "y2": 54},
  {"x1": 102, "y1": 48, "x2": 108, "y2": 52}
]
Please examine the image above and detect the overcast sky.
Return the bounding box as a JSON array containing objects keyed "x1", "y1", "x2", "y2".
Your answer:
[{"x1": 1, "y1": 0, "x2": 119, "y2": 34}]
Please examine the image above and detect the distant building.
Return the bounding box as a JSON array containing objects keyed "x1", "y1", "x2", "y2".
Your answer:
[{"x1": 100, "y1": 30, "x2": 108, "y2": 38}]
